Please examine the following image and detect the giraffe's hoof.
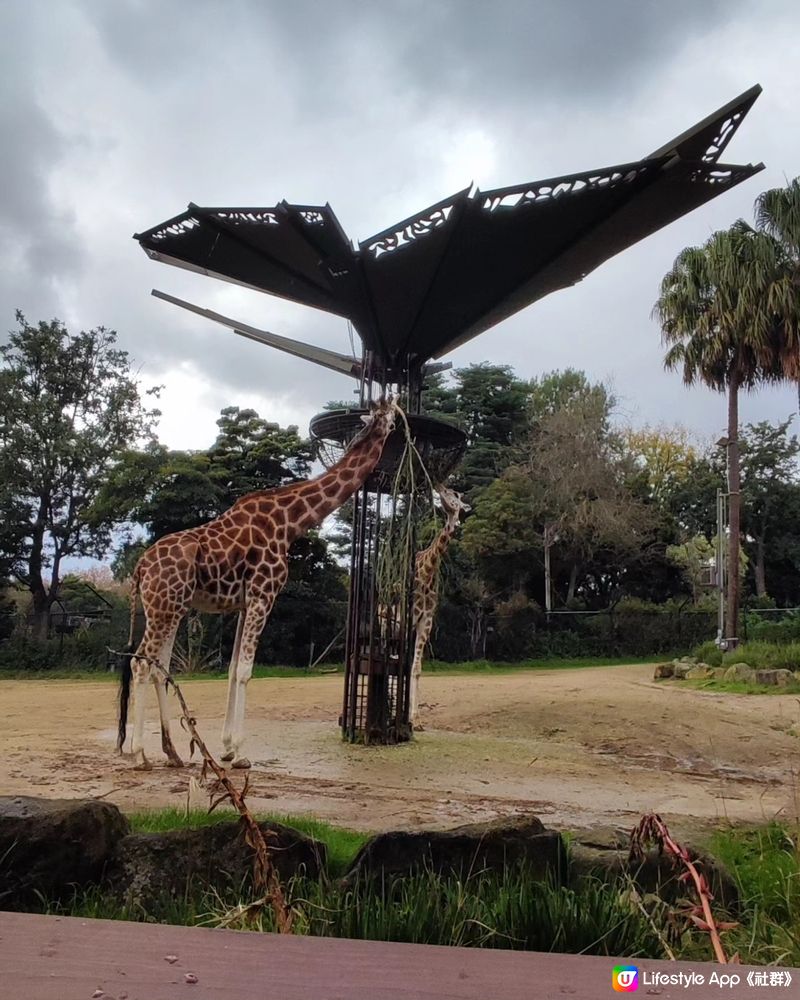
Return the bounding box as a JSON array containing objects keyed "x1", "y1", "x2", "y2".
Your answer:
[
  {"x1": 232, "y1": 757, "x2": 251, "y2": 769},
  {"x1": 134, "y1": 759, "x2": 153, "y2": 772},
  {"x1": 166, "y1": 756, "x2": 185, "y2": 768},
  {"x1": 220, "y1": 750, "x2": 235, "y2": 762}
]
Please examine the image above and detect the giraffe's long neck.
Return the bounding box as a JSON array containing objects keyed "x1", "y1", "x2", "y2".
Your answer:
[
  {"x1": 283, "y1": 426, "x2": 390, "y2": 541},
  {"x1": 420, "y1": 509, "x2": 461, "y2": 577}
]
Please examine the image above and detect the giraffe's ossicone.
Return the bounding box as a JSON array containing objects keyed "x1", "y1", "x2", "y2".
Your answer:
[{"x1": 118, "y1": 399, "x2": 397, "y2": 770}]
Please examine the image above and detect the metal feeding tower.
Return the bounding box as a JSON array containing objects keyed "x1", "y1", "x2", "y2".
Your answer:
[{"x1": 135, "y1": 86, "x2": 763, "y2": 743}]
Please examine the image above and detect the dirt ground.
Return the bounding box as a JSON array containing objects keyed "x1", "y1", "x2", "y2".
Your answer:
[{"x1": 1, "y1": 665, "x2": 798, "y2": 835}]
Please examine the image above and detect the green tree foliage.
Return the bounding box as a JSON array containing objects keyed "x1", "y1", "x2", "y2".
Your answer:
[
  {"x1": 654, "y1": 215, "x2": 796, "y2": 645},
  {"x1": 463, "y1": 371, "x2": 660, "y2": 610},
  {"x1": 450, "y1": 363, "x2": 530, "y2": 496},
  {"x1": 0, "y1": 313, "x2": 158, "y2": 637},
  {"x1": 753, "y1": 178, "x2": 800, "y2": 402},
  {"x1": 208, "y1": 406, "x2": 311, "y2": 510},
  {"x1": 740, "y1": 419, "x2": 800, "y2": 598}
]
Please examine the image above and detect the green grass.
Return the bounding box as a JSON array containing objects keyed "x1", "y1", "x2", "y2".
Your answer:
[
  {"x1": 41, "y1": 865, "x2": 663, "y2": 959},
  {"x1": 702, "y1": 824, "x2": 800, "y2": 966},
  {"x1": 127, "y1": 807, "x2": 369, "y2": 879},
  {"x1": 0, "y1": 655, "x2": 656, "y2": 682},
  {"x1": 694, "y1": 639, "x2": 800, "y2": 672},
  {"x1": 682, "y1": 678, "x2": 800, "y2": 696},
  {"x1": 424, "y1": 656, "x2": 655, "y2": 673}
]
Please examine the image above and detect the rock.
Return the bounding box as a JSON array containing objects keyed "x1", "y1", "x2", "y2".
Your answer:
[
  {"x1": 343, "y1": 816, "x2": 567, "y2": 885},
  {"x1": 794, "y1": 671, "x2": 800, "y2": 684},
  {"x1": 653, "y1": 662, "x2": 674, "y2": 680},
  {"x1": 0, "y1": 795, "x2": 130, "y2": 909},
  {"x1": 570, "y1": 829, "x2": 740, "y2": 914},
  {"x1": 711, "y1": 668, "x2": 728, "y2": 681},
  {"x1": 109, "y1": 820, "x2": 325, "y2": 908},
  {"x1": 679, "y1": 656, "x2": 698, "y2": 664},
  {"x1": 754, "y1": 669, "x2": 793, "y2": 687},
  {"x1": 673, "y1": 663, "x2": 692, "y2": 680},
  {"x1": 686, "y1": 665, "x2": 713, "y2": 680},
  {"x1": 723, "y1": 663, "x2": 755, "y2": 683}
]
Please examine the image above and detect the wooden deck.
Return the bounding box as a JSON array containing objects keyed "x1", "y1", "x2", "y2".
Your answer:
[{"x1": 0, "y1": 911, "x2": 793, "y2": 999}]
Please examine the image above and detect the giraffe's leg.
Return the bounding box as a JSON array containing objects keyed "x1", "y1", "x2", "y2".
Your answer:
[
  {"x1": 221, "y1": 611, "x2": 245, "y2": 761},
  {"x1": 152, "y1": 620, "x2": 183, "y2": 767},
  {"x1": 130, "y1": 613, "x2": 181, "y2": 770},
  {"x1": 230, "y1": 594, "x2": 275, "y2": 769},
  {"x1": 130, "y1": 655, "x2": 154, "y2": 771},
  {"x1": 409, "y1": 623, "x2": 428, "y2": 725}
]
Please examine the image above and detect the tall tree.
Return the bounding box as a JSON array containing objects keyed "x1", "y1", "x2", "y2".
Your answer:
[
  {"x1": 654, "y1": 222, "x2": 788, "y2": 647},
  {"x1": 208, "y1": 406, "x2": 311, "y2": 509},
  {"x1": 624, "y1": 424, "x2": 697, "y2": 503},
  {"x1": 0, "y1": 314, "x2": 158, "y2": 638},
  {"x1": 753, "y1": 178, "x2": 800, "y2": 407},
  {"x1": 739, "y1": 418, "x2": 800, "y2": 597},
  {"x1": 448, "y1": 363, "x2": 530, "y2": 497}
]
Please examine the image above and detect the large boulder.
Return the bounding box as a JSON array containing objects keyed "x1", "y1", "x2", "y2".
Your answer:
[
  {"x1": 673, "y1": 662, "x2": 693, "y2": 680},
  {"x1": 0, "y1": 795, "x2": 130, "y2": 909},
  {"x1": 109, "y1": 820, "x2": 325, "y2": 908},
  {"x1": 686, "y1": 664, "x2": 714, "y2": 680},
  {"x1": 343, "y1": 816, "x2": 567, "y2": 885},
  {"x1": 723, "y1": 663, "x2": 755, "y2": 683},
  {"x1": 755, "y1": 668, "x2": 793, "y2": 687},
  {"x1": 570, "y1": 828, "x2": 740, "y2": 914}
]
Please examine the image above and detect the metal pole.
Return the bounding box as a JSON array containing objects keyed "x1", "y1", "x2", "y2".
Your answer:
[{"x1": 716, "y1": 488, "x2": 725, "y2": 646}]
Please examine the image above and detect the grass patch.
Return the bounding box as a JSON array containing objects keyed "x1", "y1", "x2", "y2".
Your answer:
[
  {"x1": 423, "y1": 656, "x2": 655, "y2": 674},
  {"x1": 694, "y1": 639, "x2": 800, "y2": 672},
  {"x1": 702, "y1": 824, "x2": 800, "y2": 966},
  {"x1": 40, "y1": 865, "x2": 664, "y2": 959},
  {"x1": 0, "y1": 656, "x2": 655, "y2": 682},
  {"x1": 682, "y1": 678, "x2": 800, "y2": 696},
  {"x1": 127, "y1": 807, "x2": 369, "y2": 879}
]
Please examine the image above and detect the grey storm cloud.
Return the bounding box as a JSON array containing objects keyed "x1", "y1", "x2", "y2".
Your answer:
[{"x1": 1, "y1": 0, "x2": 799, "y2": 449}]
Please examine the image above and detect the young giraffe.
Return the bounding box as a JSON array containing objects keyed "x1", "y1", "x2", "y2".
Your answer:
[
  {"x1": 118, "y1": 399, "x2": 397, "y2": 770},
  {"x1": 409, "y1": 485, "x2": 469, "y2": 723}
]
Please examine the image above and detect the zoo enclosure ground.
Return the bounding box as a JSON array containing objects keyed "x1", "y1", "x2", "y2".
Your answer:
[{"x1": 1, "y1": 663, "x2": 797, "y2": 835}]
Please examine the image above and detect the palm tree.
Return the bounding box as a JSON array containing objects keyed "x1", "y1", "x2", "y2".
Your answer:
[
  {"x1": 753, "y1": 178, "x2": 800, "y2": 408},
  {"x1": 654, "y1": 223, "x2": 785, "y2": 648}
]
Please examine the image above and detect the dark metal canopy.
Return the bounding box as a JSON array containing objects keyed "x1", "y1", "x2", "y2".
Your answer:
[{"x1": 135, "y1": 85, "x2": 763, "y2": 374}]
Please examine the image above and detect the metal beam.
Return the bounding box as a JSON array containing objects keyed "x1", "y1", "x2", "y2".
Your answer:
[{"x1": 151, "y1": 290, "x2": 362, "y2": 378}]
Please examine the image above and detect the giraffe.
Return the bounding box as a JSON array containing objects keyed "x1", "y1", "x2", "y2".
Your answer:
[
  {"x1": 409, "y1": 485, "x2": 469, "y2": 723},
  {"x1": 118, "y1": 398, "x2": 397, "y2": 770}
]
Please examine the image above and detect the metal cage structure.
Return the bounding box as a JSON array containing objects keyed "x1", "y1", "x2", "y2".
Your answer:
[{"x1": 310, "y1": 368, "x2": 466, "y2": 743}]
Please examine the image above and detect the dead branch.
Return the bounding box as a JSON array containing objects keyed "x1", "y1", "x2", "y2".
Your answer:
[{"x1": 630, "y1": 813, "x2": 736, "y2": 964}]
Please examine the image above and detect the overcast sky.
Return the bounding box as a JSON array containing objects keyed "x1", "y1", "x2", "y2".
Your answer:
[{"x1": 2, "y1": 0, "x2": 799, "y2": 453}]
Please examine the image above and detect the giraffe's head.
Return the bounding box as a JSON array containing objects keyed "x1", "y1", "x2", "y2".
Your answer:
[
  {"x1": 349, "y1": 397, "x2": 398, "y2": 448},
  {"x1": 436, "y1": 485, "x2": 470, "y2": 518}
]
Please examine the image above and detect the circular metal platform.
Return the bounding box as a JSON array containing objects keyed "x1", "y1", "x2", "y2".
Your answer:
[{"x1": 310, "y1": 409, "x2": 467, "y2": 493}]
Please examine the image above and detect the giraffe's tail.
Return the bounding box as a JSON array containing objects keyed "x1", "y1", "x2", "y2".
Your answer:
[{"x1": 117, "y1": 566, "x2": 140, "y2": 752}]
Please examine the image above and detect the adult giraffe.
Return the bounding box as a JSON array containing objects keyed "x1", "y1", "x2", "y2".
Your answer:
[
  {"x1": 409, "y1": 485, "x2": 469, "y2": 723},
  {"x1": 118, "y1": 399, "x2": 397, "y2": 770}
]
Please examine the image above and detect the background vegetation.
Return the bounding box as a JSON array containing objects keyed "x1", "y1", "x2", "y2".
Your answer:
[{"x1": 1, "y1": 179, "x2": 799, "y2": 671}]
